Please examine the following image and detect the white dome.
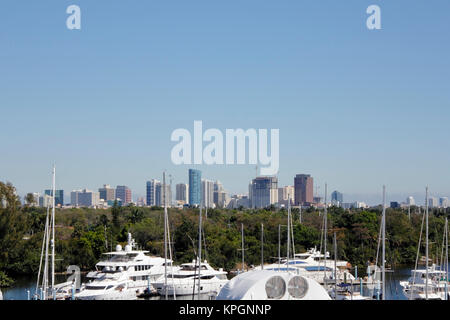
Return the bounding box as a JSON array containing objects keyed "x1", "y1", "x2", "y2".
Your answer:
[
  {"x1": 124, "y1": 245, "x2": 132, "y2": 252},
  {"x1": 115, "y1": 244, "x2": 122, "y2": 252}
]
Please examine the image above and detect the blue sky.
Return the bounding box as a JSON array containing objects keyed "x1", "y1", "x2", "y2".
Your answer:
[{"x1": 1, "y1": 1, "x2": 449, "y2": 205}]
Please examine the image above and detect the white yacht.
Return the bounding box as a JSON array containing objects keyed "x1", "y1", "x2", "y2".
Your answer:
[
  {"x1": 153, "y1": 260, "x2": 228, "y2": 296},
  {"x1": 76, "y1": 233, "x2": 177, "y2": 299},
  {"x1": 216, "y1": 269, "x2": 331, "y2": 300},
  {"x1": 399, "y1": 265, "x2": 447, "y2": 300},
  {"x1": 0, "y1": 288, "x2": 3, "y2": 300}
]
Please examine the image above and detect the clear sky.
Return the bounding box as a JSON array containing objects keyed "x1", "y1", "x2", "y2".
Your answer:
[{"x1": 1, "y1": 1, "x2": 449, "y2": 205}]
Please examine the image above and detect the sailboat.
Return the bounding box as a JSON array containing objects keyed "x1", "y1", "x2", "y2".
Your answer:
[
  {"x1": 34, "y1": 166, "x2": 57, "y2": 300},
  {"x1": 399, "y1": 187, "x2": 444, "y2": 300}
]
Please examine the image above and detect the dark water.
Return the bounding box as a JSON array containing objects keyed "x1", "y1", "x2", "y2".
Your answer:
[{"x1": 2, "y1": 268, "x2": 415, "y2": 300}]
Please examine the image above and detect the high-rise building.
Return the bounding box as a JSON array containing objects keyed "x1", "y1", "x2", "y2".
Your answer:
[
  {"x1": 146, "y1": 179, "x2": 161, "y2": 206},
  {"x1": 331, "y1": 191, "x2": 343, "y2": 206},
  {"x1": 176, "y1": 183, "x2": 189, "y2": 203},
  {"x1": 99, "y1": 184, "x2": 115, "y2": 202},
  {"x1": 294, "y1": 174, "x2": 314, "y2": 206},
  {"x1": 213, "y1": 180, "x2": 227, "y2": 208},
  {"x1": 116, "y1": 186, "x2": 132, "y2": 205},
  {"x1": 71, "y1": 190, "x2": 82, "y2": 206},
  {"x1": 202, "y1": 179, "x2": 215, "y2": 208},
  {"x1": 406, "y1": 196, "x2": 415, "y2": 206},
  {"x1": 278, "y1": 186, "x2": 294, "y2": 206},
  {"x1": 250, "y1": 176, "x2": 278, "y2": 208},
  {"x1": 440, "y1": 197, "x2": 448, "y2": 208},
  {"x1": 428, "y1": 197, "x2": 438, "y2": 208},
  {"x1": 44, "y1": 189, "x2": 64, "y2": 206},
  {"x1": 39, "y1": 194, "x2": 53, "y2": 208},
  {"x1": 77, "y1": 189, "x2": 100, "y2": 207},
  {"x1": 189, "y1": 169, "x2": 202, "y2": 206}
]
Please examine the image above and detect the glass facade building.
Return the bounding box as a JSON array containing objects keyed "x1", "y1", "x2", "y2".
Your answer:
[{"x1": 189, "y1": 169, "x2": 202, "y2": 206}]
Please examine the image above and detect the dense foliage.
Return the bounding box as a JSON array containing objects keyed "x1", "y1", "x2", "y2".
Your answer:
[{"x1": 1, "y1": 181, "x2": 449, "y2": 287}]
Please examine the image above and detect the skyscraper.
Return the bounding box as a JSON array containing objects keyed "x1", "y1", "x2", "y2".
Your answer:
[
  {"x1": 406, "y1": 196, "x2": 415, "y2": 206},
  {"x1": 146, "y1": 179, "x2": 160, "y2": 206},
  {"x1": 250, "y1": 176, "x2": 278, "y2": 208},
  {"x1": 428, "y1": 197, "x2": 438, "y2": 208},
  {"x1": 294, "y1": 174, "x2": 314, "y2": 206},
  {"x1": 44, "y1": 189, "x2": 64, "y2": 206},
  {"x1": 99, "y1": 184, "x2": 115, "y2": 202},
  {"x1": 116, "y1": 186, "x2": 132, "y2": 205},
  {"x1": 331, "y1": 191, "x2": 343, "y2": 206},
  {"x1": 278, "y1": 186, "x2": 294, "y2": 206},
  {"x1": 189, "y1": 169, "x2": 202, "y2": 206},
  {"x1": 202, "y1": 179, "x2": 215, "y2": 208},
  {"x1": 440, "y1": 197, "x2": 448, "y2": 208},
  {"x1": 176, "y1": 183, "x2": 189, "y2": 204},
  {"x1": 77, "y1": 189, "x2": 100, "y2": 207}
]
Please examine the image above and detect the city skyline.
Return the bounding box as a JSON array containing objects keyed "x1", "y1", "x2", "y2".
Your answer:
[{"x1": 2, "y1": 2, "x2": 450, "y2": 205}]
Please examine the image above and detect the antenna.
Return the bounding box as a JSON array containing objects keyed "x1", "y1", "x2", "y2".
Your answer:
[{"x1": 382, "y1": 185, "x2": 386, "y2": 300}]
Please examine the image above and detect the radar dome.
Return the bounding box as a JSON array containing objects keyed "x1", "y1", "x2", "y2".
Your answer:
[{"x1": 115, "y1": 244, "x2": 122, "y2": 252}]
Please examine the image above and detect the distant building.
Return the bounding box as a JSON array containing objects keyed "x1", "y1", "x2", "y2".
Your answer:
[
  {"x1": 278, "y1": 186, "x2": 294, "y2": 206},
  {"x1": 70, "y1": 190, "x2": 82, "y2": 206},
  {"x1": 146, "y1": 180, "x2": 161, "y2": 206},
  {"x1": 331, "y1": 191, "x2": 343, "y2": 206},
  {"x1": 99, "y1": 184, "x2": 115, "y2": 202},
  {"x1": 250, "y1": 176, "x2": 278, "y2": 208},
  {"x1": 440, "y1": 197, "x2": 448, "y2": 208},
  {"x1": 406, "y1": 196, "x2": 415, "y2": 206},
  {"x1": 227, "y1": 195, "x2": 250, "y2": 209},
  {"x1": 116, "y1": 186, "x2": 132, "y2": 205},
  {"x1": 77, "y1": 189, "x2": 100, "y2": 207},
  {"x1": 189, "y1": 169, "x2": 202, "y2": 206},
  {"x1": 294, "y1": 174, "x2": 313, "y2": 206},
  {"x1": 202, "y1": 179, "x2": 215, "y2": 208},
  {"x1": 390, "y1": 201, "x2": 401, "y2": 209},
  {"x1": 44, "y1": 189, "x2": 64, "y2": 206},
  {"x1": 428, "y1": 197, "x2": 438, "y2": 208},
  {"x1": 136, "y1": 197, "x2": 145, "y2": 207},
  {"x1": 39, "y1": 194, "x2": 53, "y2": 208},
  {"x1": 176, "y1": 183, "x2": 189, "y2": 204}
]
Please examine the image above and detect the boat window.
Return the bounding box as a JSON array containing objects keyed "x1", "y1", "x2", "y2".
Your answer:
[
  {"x1": 86, "y1": 286, "x2": 106, "y2": 290},
  {"x1": 217, "y1": 274, "x2": 228, "y2": 280},
  {"x1": 200, "y1": 275, "x2": 215, "y2": 280}
]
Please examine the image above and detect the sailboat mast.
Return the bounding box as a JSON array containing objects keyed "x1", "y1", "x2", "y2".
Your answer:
[
  {"x1": 163, "y1": 172, "x2": 168, "y2": 300},
  {"x1": 278, "y1": 224, "x2": 281, "y2": 269},
  {"x1": 287, "y1": 195, "x2": 291, "y2": 268},
  {"x1": 51, "y1": 165, "x2": 56, "y2": 294},
  {"x1": 445, "y1": 218, "x2": 448, "y2": 300},
  {"x1": 241, "y1": 223, "x2": 244, "y2": 272},
  {"x1": 425, "y1": 186, "x2": 429, "y2": 300},
  {"x1": 261, "y1": 223, "x2": 264, "y2": 270},
  {"x1": 334, "y1": 232, "x2": 337, "y2": 299},
  {"x1": 197, "y1": 200, "x2": 202, "y2": 299},
  {"x1": 324, "y1": 183, "x2": 328, "y2": 280},
  {"x1": 382, "y1": 185, "x2": 386, "y2": 300}
]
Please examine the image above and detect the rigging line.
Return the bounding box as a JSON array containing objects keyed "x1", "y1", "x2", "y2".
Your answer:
[
  {"x1": 36, "y1": 204, "x2": 50, "y2": 296},
  {"x1": 410, "y1": 209, "x2": 426, "y2": 300},
  {"x1": 166, "y1": 209, "x2": 176, "y2": 300}
]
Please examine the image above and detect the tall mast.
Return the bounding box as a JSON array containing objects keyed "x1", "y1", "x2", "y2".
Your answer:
[
  {"x1": 287, "y1": 195, "x2": 291, "y2": 268},
  {"x1": 261, "y1": 223, "x2": 264, "y2": 270},
  {"x1": 425, "y1": 186, "x2": 429, "y2": 300},
  {"x1": 323, "y1": 183, "x2": 328, "y2": 280},
  {"x1": 278, "y1": 224, "x2": 281, "y2": 269},
  {"x1": 163, "y1": 172, "x2": 168, "y2": 300},
  {"x1": 299, "y1": 204, "x2": 302, "y2": 224},
  {"x1": 445, "y1": 217, "x2": 448, "y2": 301},
  {"x1": 241, "y1": 223, "x2": 244, "y2": 272},
  {"x1": 197, "y1": 198, "x2": 202, "y2": 299},
  {"x1": 334, "y1": 232, "x2": 337, "y2": 299},
  {"x1": 382, "y1": 185, "x2": 386, "y2": 300},
  {"x1": 51, "y1": 165, "x2": 56, "y2": 294}
]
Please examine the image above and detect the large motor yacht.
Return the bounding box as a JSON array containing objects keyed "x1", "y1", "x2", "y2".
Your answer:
[
  {"x1": 153, "y1": 260, "x2": 228, "y2": 296},
  {"x1": 76, "y1": 233, "x2": 177, "y2": 299}
]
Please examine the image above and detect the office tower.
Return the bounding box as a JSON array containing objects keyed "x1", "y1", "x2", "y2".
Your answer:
[
  {"x1": 146, "y1": 179, "x2": 161, "y2": 206},
  {"x1": 331, "y1": 191, "x2": 343, "y2": 206},
  {"x1": 202, "y1": 179, "x2": 215, "y2": 208},
  {"x1": 45, "y1": 189, "x2": 64, "y2": 206},
  {"x1": 406, "y1": 196, "x2": 415, "y2": 206},
  {"x1": 189, "y1": 169, "x2": 202, "y2": 206},
  {"x1": 161, "y1": 183, "x2": 172, "y2": 207},
  {"x1": 440, "y1": 197, "x2": 448, "y2": 208},
  {"x1": 28, "y1": 192, "x2": 40, "y2": 206},
  {"x1": 428, "y1": 197, "x2": 438, "y2": 208},
  {"x1": 250, "y1": 176, "x2": 278, "y2": 208},
  {"x1": 136, "y1": 197, "x2": 145, "y2": 207},
  {"x1": 176, "y1": 183, "x2": 189, "y2": 203},
  {"x1": 77, "y1": 189, "x2": 100, "y2": 207},
  {"x1": 39, "y1": 194, "x2": 53, "y2": 208},
  {"x1": 99, "y1": 184, "x2": 115, "y2": 202},
  {"x1": 278, "y1": 186, "x2": 294, "y2": 206},
  {"x1": 70, "y1": 190, "x2": 82, "y2": 206},
  {"x1": 294, "y1": 174, "x2": 314, "y2": 206},
  {"x1": 390, "y1": 201, "x2": 400, "y2": 209},
  {"x1": 116, "y1": 185, "x2": 132, "y2": 205}
]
